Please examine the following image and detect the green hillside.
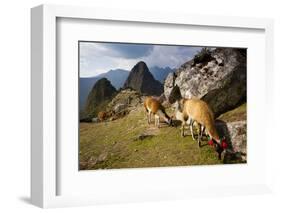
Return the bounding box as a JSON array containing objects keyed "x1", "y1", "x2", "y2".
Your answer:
[{"x1": 79, "y1": 105, "x2": 223, "y2": 170}]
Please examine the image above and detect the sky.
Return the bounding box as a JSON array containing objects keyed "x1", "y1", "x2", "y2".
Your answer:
[{"x1": 79, "y1": 42, "x2": 202, "y2": 77}]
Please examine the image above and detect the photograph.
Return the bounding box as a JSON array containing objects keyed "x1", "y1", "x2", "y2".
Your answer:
[{"x1": 79, "y1": 41, "x2": 247, "y2": 170}]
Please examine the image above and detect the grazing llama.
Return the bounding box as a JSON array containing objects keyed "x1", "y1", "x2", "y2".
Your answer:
[
  {"x1": 97, "y1": 110, "x2": 114, "y2": 122},
  {"x1": 180, "y1": 98, "x2": 227, "y2": 157},
  {"x1": 97, "y1": 111, "x2": 108, "y2": 122},
  {"x1": 179, "y1": 98, "x2": 227, "y2": 159},
  {"x1": 174, "y1": 100, "x2": 205, "y2": 139},
  {"x1": 144, "y1": 97, "x2": 172, "y2": 127}
]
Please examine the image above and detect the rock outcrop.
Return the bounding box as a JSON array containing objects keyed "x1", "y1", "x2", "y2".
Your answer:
[
  {"x1": 215, "y1": 103, "x2": 247, "y2": 162},
  {"x1": 105, "y1": 88, "x2": 143, "y2": 120},
  {"x1": 216, "y1": 120, "x2": 247, "y2": 163},
  {"x1": 164, "y1": 48, "x2": 246, "y2": 117},
  {"x1": 84, "y1": 78, "x2": 117, "y2": 118},
  {"x1": 123, "y1": 61, "x2": 163, "y2": 96}
]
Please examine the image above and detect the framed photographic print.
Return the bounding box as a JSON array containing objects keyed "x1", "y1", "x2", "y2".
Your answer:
[{"x1": 31, "y1": 4, "x2": 274, "y2": 208}]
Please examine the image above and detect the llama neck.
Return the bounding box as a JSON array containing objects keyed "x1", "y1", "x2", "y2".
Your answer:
[
  {"x1": 162, "y1": 109, "x2": 170, "y2": 123},
  {"x1": 175, "y1": 101, "x2": 183, "y2": 113}
]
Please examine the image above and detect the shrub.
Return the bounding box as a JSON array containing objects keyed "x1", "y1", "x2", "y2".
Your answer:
[{"x1": 193, "y1": 47, "x2": 214, "y2": 66}]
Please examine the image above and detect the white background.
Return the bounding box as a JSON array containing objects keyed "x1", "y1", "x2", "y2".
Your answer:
[{"x1": 0, "y1": 0, "x2": 281, "y2": 212}]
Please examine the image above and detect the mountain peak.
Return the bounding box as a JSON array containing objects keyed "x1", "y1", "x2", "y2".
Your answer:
[
  {"x1": 84, "y1": 78, "x2": 117, "y2": 117},
  {"x1": 98, "y1": 77, "x2": 110, "y2": 83},
  {"x1": 131, "y1": 61, "x2": 149, "y2": 74},
  {"x1": 123, "y1": 61, "x2": 163, "y2": 96},
  {"x1": 136, "y1": 61, "x2": 146, "y2": 66}
]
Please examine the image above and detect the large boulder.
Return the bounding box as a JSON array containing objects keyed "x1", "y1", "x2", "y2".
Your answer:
[
  {"x1": 164, "y1": 48, "x2": 246, "y2": 117},
  {"x1": 123, "y1": 61, "x2": 163, "y2": 96},
  {"x1": 164, "y1": 72, "x2": 177, "y2": 100}
]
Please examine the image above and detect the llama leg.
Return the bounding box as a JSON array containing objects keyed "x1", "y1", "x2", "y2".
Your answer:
[
  {"x1": 201, "y1": 126, "x2": 205, "y2": 139},
  {"x1": 198, "y1": 123, "x2": 201, "y2": 138},
  {"x1": 155, "y1": 114, "x2": 160, "y2": 128},
  {"x1": 197, "y1": 124, "x2": 201, "y2": 147},
  {"x1": 187, "y1": 118, "x2": 196, "y2": 140},
  {"x1": 181, "y1": 124, "x2": 185, "y2": 137},
  {"x1": 184, "y1": 123, "x2": 187, "y2": 137},
  {"x1": 148, "y1": 111, "x2": 152, "y2": 124},
  {"x1": 190, "y1": 121, "x2": 195, "y2": 141}
]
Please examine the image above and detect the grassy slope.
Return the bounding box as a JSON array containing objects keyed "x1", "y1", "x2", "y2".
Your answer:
[
  {"x1": 218, "y1": 103, "x2": 246, "y2": 122},
  {"x1": 79, "y1": 107, "x2": 222, "y2": 170}
]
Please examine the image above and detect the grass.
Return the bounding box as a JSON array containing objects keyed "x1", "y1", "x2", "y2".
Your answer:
[
  {"x1": 79, "y1": 106, "x2": 222, "y2": 170},
  {"x1": 218, "y1": 103, "x2": 246, "y2": 122}
]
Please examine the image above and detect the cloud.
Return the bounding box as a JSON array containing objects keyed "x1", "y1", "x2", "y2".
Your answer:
[
  {"x1": 80, "y1": 42, "x2": 153, "y2": 59},
  {"x1": 79, "y1": 42, "x2": 202, "y2": 77},
  {"x1": 140, "y1": 46, "x2": 201, "y2": 69},
  {"x1": 103, "y1": 43, "x2": 153, "y2": 59}
]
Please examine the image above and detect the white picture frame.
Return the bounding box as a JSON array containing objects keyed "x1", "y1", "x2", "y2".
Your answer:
[{"x1": 31, "y1": 4, "x2": 274, "y2": 208}]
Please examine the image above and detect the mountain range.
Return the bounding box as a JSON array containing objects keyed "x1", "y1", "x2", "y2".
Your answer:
[
  {"x1": 149, "y1": 66, "x2": 175, "y2": 83},
  {"x1": 80, "y1": 66, "x2": 173, "y2": 109}
]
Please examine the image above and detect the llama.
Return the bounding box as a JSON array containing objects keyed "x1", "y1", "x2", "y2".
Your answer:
[
  {"x1": 180, "y1": 98, "x2": 227, "y2": 159},
  {"x1": 180, "y1": 98, "x2": 218, "y2": 146},
  {"x1": 174, "y1": 100, "x2": 205, "y2": 139},
  {"x1": 144, "y1": 97, "x2": 172, "y2": 127}
]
